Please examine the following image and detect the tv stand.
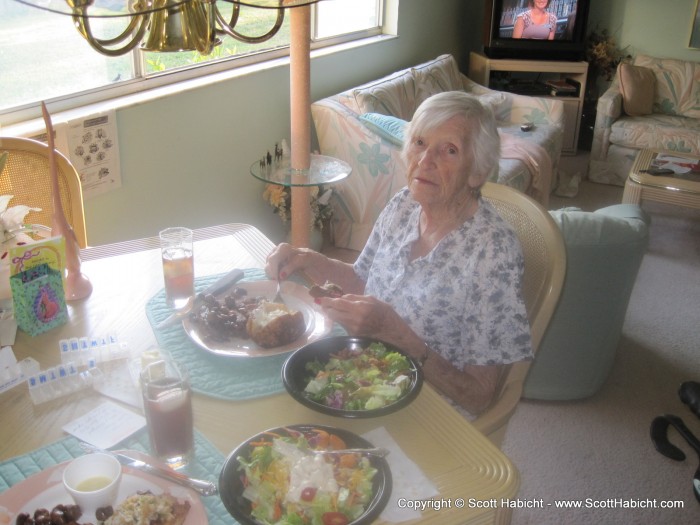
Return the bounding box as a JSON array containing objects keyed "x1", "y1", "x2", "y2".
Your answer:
[{"x1": 468, "y1": 52, "x2": 588, "y2": 155}]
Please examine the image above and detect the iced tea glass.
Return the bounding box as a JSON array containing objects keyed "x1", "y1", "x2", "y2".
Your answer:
[
  {"x1": 140, "y1": 358, "x2": 194, "y2": 470},
  {"x1": 159, "y1": 227, "x2": 194, "y2": 308}
]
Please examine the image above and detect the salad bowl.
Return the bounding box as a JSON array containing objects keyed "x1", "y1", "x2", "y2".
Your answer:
[
  {"x1": 219, "y1": 424, "x2": 392, "y2": 525},
  {"x1": 281, "y1": 336, "x2": 423, "y2": 418}
]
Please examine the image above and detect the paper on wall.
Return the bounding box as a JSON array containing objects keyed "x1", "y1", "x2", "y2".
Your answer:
[{"x1": 63, "y1": 110, "x2": 122, "y2": 199}]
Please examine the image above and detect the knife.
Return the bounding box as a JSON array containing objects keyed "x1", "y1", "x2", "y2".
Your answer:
[
  {"x1": 79, "y1": 443, "x2": 218, "y2": 496},
  {"x1": 156, "y1": 268, "x2": 245, "y2": 329}
]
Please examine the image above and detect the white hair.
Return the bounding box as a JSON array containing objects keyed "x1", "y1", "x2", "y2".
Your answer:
[{"x1": 402, "y1": 91, "x2": 500, "y2": 183}]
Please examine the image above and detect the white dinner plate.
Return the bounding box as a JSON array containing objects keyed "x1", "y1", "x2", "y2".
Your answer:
[
  {"x1": 0, "y1": 451, "x2": 208, "y2": 524},
  {"x1": 182, "y1": 280, "x2": 333, "y2": 358}
]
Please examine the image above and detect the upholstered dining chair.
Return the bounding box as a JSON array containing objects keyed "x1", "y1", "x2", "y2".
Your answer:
[
  {"x1": 472, "y1": 182, "x2": 566, "y2": 447},
  {"x1": 0, "y1": 136, "x2": 87, "y2": 248}
]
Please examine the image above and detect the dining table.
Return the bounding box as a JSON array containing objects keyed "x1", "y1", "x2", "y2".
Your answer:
[{"x1": 0, "y1": 223, "x2": 520, "y2": 525}]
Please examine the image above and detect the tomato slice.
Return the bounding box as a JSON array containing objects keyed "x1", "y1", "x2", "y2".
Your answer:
[
  {"x1": 322, "y1": 511, "x2": 350, "y2": 525},
  {"x1": 300, "y1": 486, "x2": 318, "y2": 502}
]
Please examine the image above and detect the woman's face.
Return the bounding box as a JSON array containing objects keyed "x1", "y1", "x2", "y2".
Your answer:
[
  {"x1": 532, "y1": 0, "x2": 550, "y2": 9},
  {"x1": 405, "y1": 115, "x2": 480, "y2": 209}
]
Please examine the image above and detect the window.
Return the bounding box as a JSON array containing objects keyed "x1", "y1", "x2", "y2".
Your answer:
[{"x1": 0, "y1": 0, "x2": 382, "y2": 126}]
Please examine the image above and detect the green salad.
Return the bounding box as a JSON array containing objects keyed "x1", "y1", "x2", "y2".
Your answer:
[
  {"x1": 303, "y1": 342, "x2": 413, "y2": 411},
  {"x1": 238, "y1": 428, "x2": 377, "y2": 525}
]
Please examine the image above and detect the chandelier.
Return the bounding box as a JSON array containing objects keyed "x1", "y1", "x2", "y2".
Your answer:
[{"x1": 14, "y1": 0, "x2": 322, "y2": 56}]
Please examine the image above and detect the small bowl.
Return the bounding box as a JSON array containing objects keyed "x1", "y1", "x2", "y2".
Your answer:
[
  {"x1": 62, "y1": 453, "x2": 122, "y2": 517},
  {"x1": 282, "y1": 335, "x2": 423, "y2": 418}
]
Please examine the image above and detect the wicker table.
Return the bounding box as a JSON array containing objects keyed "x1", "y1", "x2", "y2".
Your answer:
[
  {"x1": 622, "y1": 149, "x2": 700, "y2": 209},
  {"x1": 0, "y1": 223, "x2": 520, "y2": 525}
]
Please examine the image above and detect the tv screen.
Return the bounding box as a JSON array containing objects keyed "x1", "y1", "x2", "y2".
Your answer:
[{"x1": 484, "y1": 0, "x2": 590, "y2": 60}]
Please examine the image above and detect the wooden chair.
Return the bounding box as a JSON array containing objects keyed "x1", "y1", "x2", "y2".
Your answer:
[
  {"x1": 0, "y1": 137, "x2": 87, "y2": 248},
  {"x1": 473, "y1": 182, "x2": 566, "y2": 447}
]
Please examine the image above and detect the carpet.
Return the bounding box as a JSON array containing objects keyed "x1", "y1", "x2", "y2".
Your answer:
[{"x1": 502, "y1": 198, "x2": 700, "y2": 524}]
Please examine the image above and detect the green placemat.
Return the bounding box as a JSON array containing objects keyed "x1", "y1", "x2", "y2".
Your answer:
[
  {"x1": 0, "y1": 430, "x2": 234, "y2": 525},
  {"x1": 146, "y1": 269, "x2": 288, "y2": 401}
]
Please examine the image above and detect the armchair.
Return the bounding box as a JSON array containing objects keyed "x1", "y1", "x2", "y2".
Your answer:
[{"x1": 589, "y1": 54, "x2": 700, "y2": 186}]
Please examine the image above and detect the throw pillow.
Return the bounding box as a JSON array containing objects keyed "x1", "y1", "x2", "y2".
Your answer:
[
  {"x1": 358, "y1": 113, "x2": 408, "y2": 146},
  {"x1": 618, "y1": 63, "x2": 656, "y2": 116},
  {"x1": 634, "y1": 54, "x2": 700, "y2": 119}
]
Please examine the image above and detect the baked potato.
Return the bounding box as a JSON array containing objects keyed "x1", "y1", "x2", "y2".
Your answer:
[{"x1": 246, "y1": 301, "x2": 305, "y2": 348}]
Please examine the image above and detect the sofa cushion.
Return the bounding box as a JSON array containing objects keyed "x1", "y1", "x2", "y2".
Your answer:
[
  {"x1": 618, "y1": 63, "x2": 655, "y2": 116},
  {"x1": 411, "y1": 54, "x2": 468, "y2": 106},
  {"x1": 634, "y1": 54, "x2": 700, "y2": 119},
  {"x1": 353, "y1": 54, "x2": 466, "y2": 121},
  {"x1": 357, "y1": 113, "x2": 407, "y2": 146},
  {"x1": 610, "y1": 114, "x2": 700, "y2": 153},
  {"x1": 352, "y1": 69, "x2": 417, "y2": 120}
]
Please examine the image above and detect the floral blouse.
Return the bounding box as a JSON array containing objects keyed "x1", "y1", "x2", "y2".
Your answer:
[{"x1": 354, "y1": 188, "x2": 533, "y2": 369}]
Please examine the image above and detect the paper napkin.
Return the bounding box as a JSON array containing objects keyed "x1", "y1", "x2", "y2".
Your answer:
[
  {"x1": 63, "y1": 400, "x2": 146, "y2": 449},
  {"x1": 362, "y1": 427, "x2": 440, "y2": 523}
]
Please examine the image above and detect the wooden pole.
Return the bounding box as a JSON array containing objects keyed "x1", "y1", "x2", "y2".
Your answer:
[{"x1": 288, "y1": 3, "x2": 311, "y2": 248}]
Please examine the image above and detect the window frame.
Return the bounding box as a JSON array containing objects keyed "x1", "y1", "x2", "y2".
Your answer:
[{"x1": 0, "y1": 0, "x2": 383, "y2": 129}]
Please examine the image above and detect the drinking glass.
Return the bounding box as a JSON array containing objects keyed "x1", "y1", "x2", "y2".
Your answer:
[
  {"x1": 140, "y1": 358, "x2": 194, "y2": 470},
  {"x1": 159, "y1": 227, "x2": 194, "y2": 308}
]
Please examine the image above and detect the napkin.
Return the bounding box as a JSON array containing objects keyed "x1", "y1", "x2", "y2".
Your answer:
[{"x1": 362, "y1": 427, "x2": 439, "y2": 523}]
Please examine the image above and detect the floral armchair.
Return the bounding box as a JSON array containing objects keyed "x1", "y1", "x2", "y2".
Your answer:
[
  {"x1": 589, "y1": 54, "x2": 700, "y2": 186},
  {"x1": 311, "y1": 54, "x2": 564, "y2": 252}
]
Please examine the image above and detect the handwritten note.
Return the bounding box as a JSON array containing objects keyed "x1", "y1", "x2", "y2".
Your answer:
[{"x1": 63, "y1": 401, "x2": 146, "y2": 449}]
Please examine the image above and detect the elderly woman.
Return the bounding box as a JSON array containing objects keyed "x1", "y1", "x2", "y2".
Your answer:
[{"x1": 266, "y1": 91, "x2": 532, "y2": 416}]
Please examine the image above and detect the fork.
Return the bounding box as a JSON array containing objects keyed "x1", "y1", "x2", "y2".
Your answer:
[{"x1": 273, "y1": 275, "x2": 285, "y2": 304}]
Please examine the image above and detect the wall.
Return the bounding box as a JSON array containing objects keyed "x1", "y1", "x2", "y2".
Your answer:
[
  {"x1": 588, "y1": 0, "x2": 700, "y2": 61},
  {"x1": 81, "y1": 0, "x2": 468, "y2": 246}
]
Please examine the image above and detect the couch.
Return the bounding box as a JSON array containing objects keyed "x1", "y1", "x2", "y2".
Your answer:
[
  {"x1": 311, "y1": 54, "x2": 565, "y2": 252},
  {"x1": 589, "y1": 54, "x2": 700, "y2": 186}
]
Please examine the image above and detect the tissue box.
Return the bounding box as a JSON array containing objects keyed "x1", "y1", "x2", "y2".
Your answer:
[{"x1": 10, "y1": 263, "x2": 68, "y2": 336}]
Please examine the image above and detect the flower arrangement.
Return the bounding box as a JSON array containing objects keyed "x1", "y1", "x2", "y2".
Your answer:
[
  {"x1": 262, "y1": 183, "x2": 333, "y2": 231},
  {"x1": 585, "y1": 29, "x2": 630, "y2": 82},
  {"x1": 0, "y1": 152, "x2": 42, "y2": 258},
  {"x1": 0, "y1": 154, "x2": 39, "y2": 241}
]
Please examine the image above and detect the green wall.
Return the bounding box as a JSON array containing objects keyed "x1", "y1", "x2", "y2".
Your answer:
[{"x1": 588, "y1": 0, "x2": 700, "y2": 61}]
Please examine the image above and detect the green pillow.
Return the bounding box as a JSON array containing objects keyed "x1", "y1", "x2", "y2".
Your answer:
[{"x1": 358, "y1": 113, "x2": 408, "y2": 146}]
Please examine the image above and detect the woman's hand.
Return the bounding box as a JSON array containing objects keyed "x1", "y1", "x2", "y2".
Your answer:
[
  {"x1": 317, "y1": 294, "x2": 406, "y2": 340},
  {"x1": 265, "y1": 243, "x2": 320, "y2": 280}
]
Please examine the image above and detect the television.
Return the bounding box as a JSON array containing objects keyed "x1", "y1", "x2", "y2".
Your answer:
[{"x1": 483, "y1": 0, "x2": 591, "y2": 61}]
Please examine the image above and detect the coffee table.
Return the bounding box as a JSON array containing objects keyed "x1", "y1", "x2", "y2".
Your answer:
[{"x1": 622, "y1": 149, "x2": 700, "y2": 209}]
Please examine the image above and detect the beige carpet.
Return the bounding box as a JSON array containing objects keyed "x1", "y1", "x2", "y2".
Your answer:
[{"x1": 503, "y1": 156, "x2": 700, "y2": 524}]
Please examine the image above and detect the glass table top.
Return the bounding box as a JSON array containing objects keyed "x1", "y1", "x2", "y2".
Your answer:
[{"x1": 250, "y1": 154, "x2": 351, "y2": 187}]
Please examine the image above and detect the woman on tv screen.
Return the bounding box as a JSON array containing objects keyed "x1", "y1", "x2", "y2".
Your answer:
[{"x1": 512, "y1": 0, "x2": 557, "y2": 40}]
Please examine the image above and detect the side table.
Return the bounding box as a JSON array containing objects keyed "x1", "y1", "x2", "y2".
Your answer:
[{"x1": 622, "y1": 149, "x2": 700, "y2": 209}]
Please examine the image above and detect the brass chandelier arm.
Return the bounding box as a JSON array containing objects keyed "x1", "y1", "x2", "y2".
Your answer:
[
  {"x1": 215, "y1": 1, "x2": 286, "y2": 44},
  {"x1": 72, "y1": 12, "x2": 150, "y2": 56},
  {"x1": 183, "y1": 0, "x2": 217, "y2": 54}
]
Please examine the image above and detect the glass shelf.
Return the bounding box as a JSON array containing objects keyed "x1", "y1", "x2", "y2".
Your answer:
[
  {"x1": 14, "y1": 0, "x2": 322, "y2": 18},
  {"x1": 250, "y1": 154, "x2": 351, "y2": 187}
]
